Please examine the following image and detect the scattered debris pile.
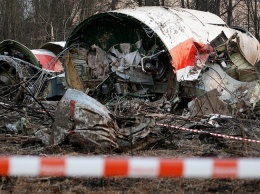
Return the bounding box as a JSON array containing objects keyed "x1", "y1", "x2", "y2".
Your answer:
[{"x1": 40, "y1": 7, "x2": 259, "y2": 149}]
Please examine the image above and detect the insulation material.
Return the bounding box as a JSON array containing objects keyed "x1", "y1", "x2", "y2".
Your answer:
[
  {"x1": 87, "y1": 45, "x2": 109, "y2": 79},
  {"x1": 107, "y1": 43, "x2": 142, "y2": 72}
]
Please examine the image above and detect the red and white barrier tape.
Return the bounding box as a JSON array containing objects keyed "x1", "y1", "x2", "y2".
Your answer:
[
  {"x1": 0, "y1": 156, "x2": 260, "y2": 178},
  {"x1": 156, "y1": 123, "x2": 260, "y2": 144}
]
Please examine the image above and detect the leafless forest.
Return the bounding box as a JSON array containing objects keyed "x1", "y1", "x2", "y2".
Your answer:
[{"x1": 0, "y1": 0, "x2": 259, "y2": 47}]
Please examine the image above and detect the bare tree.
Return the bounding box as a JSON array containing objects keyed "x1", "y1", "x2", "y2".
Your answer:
[
  {"x1": 244, "y1": 0, "x2": 259, "y2": 39},
  {"x1": 0, "y1": 0, "x2": 259, "y2": 46},
  {"x1": 0, "y1": 0, "x2": 26, "y2": 40},
  {"x1": 253, "y1": 0, "x2": 259, "y2": 39},
  {"x1": 134, "y1": 0, "x2": 165, "y2": 6},
  {"x1": 181, "y1": 0, "x2": 185, "y2": 7},
  {"x1": 227, "y1": 0, "x2": 233, "y2": 26},
  {"x1": 111, "y1": 0, "x2": 119, "y2": 9}
]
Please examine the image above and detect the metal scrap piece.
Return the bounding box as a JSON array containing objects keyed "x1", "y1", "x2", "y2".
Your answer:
[
  {"x1": 215, "y1": 32, "x2": 259, "y2": 82},
  {"x1": 188, "y1": 89, "x2": 231, "y2": 116},
  {"x1": 201, "y1": 64, "x2": 260, "y2": 107},
  {"x1": 191, "y1": 64, "x2": 260, "y2": 116},
  {"x1": 51, "y1": 89, "x2": 119, "y2": 148}
]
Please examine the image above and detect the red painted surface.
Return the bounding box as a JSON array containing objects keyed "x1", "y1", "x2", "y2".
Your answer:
[
  {"x1": 34, "y1": 54, "x2": 63, "y2": 72},
  {"x1": 170, "y1": 38, "x2": 213, "y2": 70}
]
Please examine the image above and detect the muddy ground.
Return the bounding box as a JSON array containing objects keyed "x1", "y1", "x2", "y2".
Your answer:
[{"x1": 0, "y1": 99, "x2": 260, "y2": 194}]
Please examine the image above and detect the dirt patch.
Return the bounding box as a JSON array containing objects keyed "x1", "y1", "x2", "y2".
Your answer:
[{"x1": 1, "y1": 99, "x2": 260, "y2": 193}]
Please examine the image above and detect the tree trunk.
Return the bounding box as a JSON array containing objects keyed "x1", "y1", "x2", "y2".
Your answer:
[
  {"x1": 137, "y1": 0, "x2": 142, "y2": 6},
  {"x1": 195, "y1": 0, "x2": 208, "y2": 11},
  {"x1": 247, "y1": 0, "x2": 250, "y2": 30},
  {"x1": 181, "y1": 0, "x2": 185, "y2": 8},
  {"x1": 161, "y1": 0, "x2": 165, "y2": 6},
  {"x1": 111, "y1": 0, "x2": 118, "y2": 10},
  {"x1": 254, "y1": 0, "x2": 259, "y2": 39},
  {"x1": 227, "y1": 0, "x2": 233, "y2": 26},
  {"x1": 186, "y1": 0, "x2": 190, "y2": 8},
  {"x1": 215, "y1": 0, "x2": 221, "y2": 16},
  {"x1": 144, "y1": 0, "x2": 156, "y2": 6}
]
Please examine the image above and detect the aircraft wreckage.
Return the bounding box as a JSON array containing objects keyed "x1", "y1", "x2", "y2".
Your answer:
[
  {"x1": 2, "y1": 7, "x2": 260, "y2": 149},
  {"x1": 62, "y1": 7, "x2": 260, "y2": 106},
  {"x1": 49, "y1": 7, "x2": 260, "y2": 147},
  {"x1": 50, "y1": 6, "x2": 260, "y2": 148},
  {"x1": 0, "y1": 40, "x2": 66, "y2": 103}
]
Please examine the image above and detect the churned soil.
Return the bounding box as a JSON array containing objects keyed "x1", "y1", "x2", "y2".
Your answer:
[{"x1": 0, "y1": 100, "x2": 260, "y2": 193}]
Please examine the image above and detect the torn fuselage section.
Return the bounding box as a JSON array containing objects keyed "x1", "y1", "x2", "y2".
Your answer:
[
  {"x1": 64, "y1": 7, "x2": 260, "y2": 118},
  {"x1": 0, "y1": 40, "x2": 44, "y2": 102},
  {"x1": 49, "y1": 7, "x2": 260, "y2": 149},
  {"x1": 0, "y1": 40, "x2": 66, "y2": 103},
  {"x1": 187, "y1": 32, "x2": 260, "y2": 117},
  {"x1": 64, "y1": 10, "x2": 172, "y2": 105}
]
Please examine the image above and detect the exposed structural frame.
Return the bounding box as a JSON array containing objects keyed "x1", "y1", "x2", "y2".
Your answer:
[
  {"x1": 0, "y1": 40, "x2": 66, "y2": 103},
  {"x1": 63, "y1": 6, "x2": 260, "y2": 117}
]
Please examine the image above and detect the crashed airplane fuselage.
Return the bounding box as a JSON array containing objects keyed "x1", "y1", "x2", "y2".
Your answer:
[
  {"x1": 63, "y1": 6, "x2": 260, "y2": 118},
  {"x1": 0, "y1": 40, "x2": 66, "y2": 102}
]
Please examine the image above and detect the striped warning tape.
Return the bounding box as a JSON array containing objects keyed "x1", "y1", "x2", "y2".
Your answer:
[
  {"x1": 0, "y1": 156, "x2": 260, "y2": 178},
  {"x1": 156, "y1": 123, "x2": 260, "y2": 144}
]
